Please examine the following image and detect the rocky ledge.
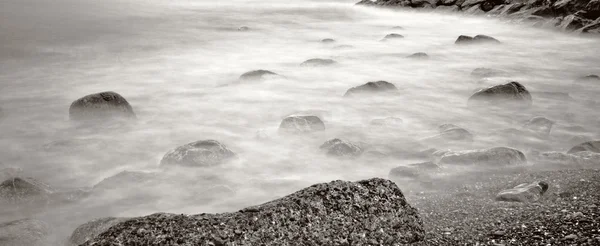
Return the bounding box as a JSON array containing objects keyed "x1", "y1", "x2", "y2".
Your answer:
[{"x1": 356, "y1": 0, "x2": 600, "y2": 35}]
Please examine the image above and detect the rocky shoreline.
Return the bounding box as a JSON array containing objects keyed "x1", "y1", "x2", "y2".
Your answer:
[{"x1": 356, "y1": 0, "x2": 600, "y2": 35}]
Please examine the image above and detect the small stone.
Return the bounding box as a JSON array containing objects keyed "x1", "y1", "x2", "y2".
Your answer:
[{"x1": 564, "y1": 234, "x2": 578, "y2": 240}]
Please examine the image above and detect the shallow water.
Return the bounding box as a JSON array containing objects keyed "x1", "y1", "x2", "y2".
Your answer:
[{"x1": 1, "y1": 0, "x2": 600, "y2": 244}]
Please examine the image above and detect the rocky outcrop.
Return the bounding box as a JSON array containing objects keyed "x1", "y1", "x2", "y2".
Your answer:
[
  {"x1": 495, "y1": 181, "x2": 549, "y2": 203},
  {"x1": 69, "y1": 217, "x2": 129, "y2": 246},
  {"x1": 0, "y1": 219, "x2": 50, "y2": 246},
  {"x1": 319, "y1": 138, "x2": 365, "y2": 158},
  {"x1": 300, "y1": 58, "x2": 337, "y2": 67},
  {"x1": 356, "y1": 0, "x2": 600, "y2": 35},
  {"x1": 279, "y1": 115, "x2": 326, "y2": 134},
  {"x1": 69, "y1": 92, "x2": 136, "y2": 122},
  {"x1": 434, "y1": 147, "x2": 527, "y2": 166},
  {"x1": 344, "y1": 81, "x2": 399, "y2": 97},
  {"x1": 467, "y1": 81, "x2": 533, "y2": 109},
  {"x1": 567, "y1": 140, "x2": 600, "y2": 154},
  {"x1": 80, "y1": 178, "x2": 425, "y2": 245},
  {"x1": 159, "y1": 140, "x2": 237, "y2": 168}
]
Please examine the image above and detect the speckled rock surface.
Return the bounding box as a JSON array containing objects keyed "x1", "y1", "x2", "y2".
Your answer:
[
  {"x1": 278, "y1": 115, "x2": 326, "y2": 134},
  {"x1": 81, "y1": 178, "x2": 424, "y2": 246},
  {"x1": 435, "y1": 147, "x2": 527, "y2": 166},
  {"x1": 160, "y1": 140, "x2": 237, "y2": 168},
  {"x1": 69, "y1": 217, "x2": 129, "y2": 246},
  {"x1": 69, "y1": 91, "x2": 136, "y2": 121},
  {"x1": 467, "y1": 81, "x2": 533, "y2": 108}
]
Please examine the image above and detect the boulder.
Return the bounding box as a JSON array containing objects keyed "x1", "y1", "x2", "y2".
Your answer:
[
  {"x1": 319, "y1": 138, "x2": 364, "y2": 158},
  {"x1": 239, "y1": 70, "x2": 279, "y2": 81},
  {"x1": 567, "y1": 140, "x2": 600, "y2": 154},
  {"x1": 279, "y1": 115, "x2": 326, "y2": 134},
  {"x1": 558, "y1": 14, "x2": 590, "y2": 30},
  {"x1": 80, "y1": 178, "x2": 425, "y2": 245},
  {"x1": 69, "y1": 92, "x2": 136, "y2": 121},
  {"x1": 467, "y1": 81, "x2": 533, "y2": 108},
  {"x1": 435, "y1": 147, "x2": 527, "y2": 166},
  {"x1": 471, "y1": 67, "x2": 508, "y2": 78},
  {"x1": 573, "y1": 74, "x2": 600, "y2": 86},
  {"x1": 159, "y1": 140, "x2": 237, "y2": 168},
  {"x1": 406, "y1": 52, "x2": 429, "y2": 59},
  {"x1": 495, "y1": 181, "x2": 548, "y2": 203},
  {"x1": 344, "y1": 81, "x2": 398, "y2": 97},
  {"x1": 437, "y1": 124, "x2": 474, "y2": 141},
  {"x1": 382, "y1": 33, "x2": 405, "y2": 40},
  {"x1": 0, "y1": 219, "x2": 50, "y2": 246},
  {"x1": 300, "y1": 58, "x2": 337, "y2": 67},
  {"x1": 389, "y1": 161, "x2": 441, "y2": 179},
  {"x1": 370, "y1": 117, "x2": 404, "y2": 127},
  {"x1": 455, "y1": 35, "x2": 500, "y2": 44},
  {"x1": 522, "y1": 116, "x2": 554, "y2": 136},
  {"x1": 321, "y1": 38, "x2": 335, "y2": 43},
  {"x1": 69, "y1": 217, "x2": 129, "y2": 246},
  {"x1": 0, "y1": 177, "x2": 53, "y2": 205}
]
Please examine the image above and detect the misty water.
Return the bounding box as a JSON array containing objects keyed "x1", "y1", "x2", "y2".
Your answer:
[{"x1": 1, "y1": 0, "x2": 600, "y2": 244}]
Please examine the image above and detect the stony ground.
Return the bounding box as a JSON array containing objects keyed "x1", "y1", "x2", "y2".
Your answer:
[{"x1": 402, "y1": 167, "x2": 600, "y2": 245}]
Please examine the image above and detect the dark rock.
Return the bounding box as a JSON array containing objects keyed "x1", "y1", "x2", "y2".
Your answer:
[
  {"x1": 0, "y1": 177, "x2": 53, "y2": 205},
  {"x1": 440, "y1": 0, "x2": 457, "y2": 5},
  {"x1": 567, "y1": 140, "x2": 600, "y2": 154},
  {"x1": 344, "y1": 81, "x2": 398, "y2": 97},
  {"x1": 573, "y1": 74, "x2": 600, "y2": 85},
  {"x1": 531, "y1": 6, "x2": 556, "y2": 17},
  {"x1": 584, "y1": 0, "x2": 600, "y2": 19},
  {"x1": 69, "y1": 217, "x2": 129, "y2": 246},
  {"x1": 435, "y1": 147, "x2": 527, "y2": 166},
  {"x1": 300, "y1": 58, "x2": 337, "y2": 67},
  {"x1": 389, "y1": 162, "x2": 441, "y2": 179},
  {"x1": 321, "y1": 38, "x2": 335, "y2": 43},
  {"x1": 495, "y1": 181, "x2": 548, "y2": 202},
  {"x1": 461, "y1": 0, "x2": 486, "y2": 9},
  {"x1": 320, "y1": 138, "x2": 364, "y2": 158},
  {"x1": 407, "y1": 52, "x2": 429, "y2": 59},
  {"x1": 455, "y1": 35, "x2": 474, "y2": 44},
  {"x1": 370, "y1": 117, "x2": 403, "y2": 127},
  {"x1": 159, "y1": 140, "x2": 236, "y2": 168},
  {"x1": 481, "y1": 1, "x2": 498, "y2": 12},
  {"x1": 238, "y1": 26, "x2": 250, "y2": 31},
  {"x1": 467, "y1": 81, "x2": 533, "y2": 108},
  {"x1": 500, "y1": 3, "x2": 526, "y2": 15},
  {"x1": 471, "y1": 67, "x2": 508, "y2": 78},
  {"x1": 69, "y1": 91, "x2": 136, "y2": 122},
  {"x1": 80, "y1": 178, "x2": 425, "y2": 245},
  {"x1": 0, "y1": 219, "x2": 50, "y2": 246},
  {"x1": 558, "y1": 14, "x2": 589, "y2": 30},
  {"x1": 239, "y1": 70, "x2": 279, "y2": 81},
  {"x1": 279, "y1": 115, "x2": 326, "y2": 134},
  {"x1": 382, "y1": 33, "x2": 405, "y2": 40},
  {"x1": 455, "y1": 34, "x2": 500, "y2": 44},
  {"x1": 523, "y1": 116, "x2": 554, "y2": 136}
]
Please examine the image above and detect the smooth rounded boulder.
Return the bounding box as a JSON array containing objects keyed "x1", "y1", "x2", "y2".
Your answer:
[
  {"x1": 319, "y1": 138, "x2": 364, "y2": 158},
  {"x1": 300, "y1": 58, "x2": 337, "y2": 67},
  {"x1": 382, "y1": 33, "x2": 404, "y2": 41},
  {"x1": 160, "y1": 140, "x2": 236, "y2": 168},
  {"x1": 69, "y1": 91, "x2": 136, "y2": 121},
  {"x1": 495, "y1": 181, "x2": 548, "y2": 203},
  {"x1": 80, "y1": 178, "x2": 425, "y2": 245},
  {"x1": 467, "y1": 81, "x2": 532, "y2": 108},
  {"x1": 407, "y1": 52, "x2": 428, "y2": 59},
  {"x1": 0, "y1": 219, "x2": 50, "y2": 246},
  {"x1": 239, "y1": 70, "x2": 279, "y2": 81},
  {"x1": 435, "y1": 147, "x2": 527, "y2": 166},
  {"x1": 278, "y1": 115, "x2": 325, "y2": 134},
  {"x1": 455, "y1": 34, "x2": 500, "y2": 44},
  {"x1": 344, "y1": 81, "x2": 398, "y2": 97},
  {"x1": 567, "y1": 140, "x2": 600, "y2": 154}
]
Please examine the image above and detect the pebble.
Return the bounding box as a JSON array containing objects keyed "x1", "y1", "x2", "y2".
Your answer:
[{"x1": 564, "y1": 234, "x2": 578, "y2": 240}]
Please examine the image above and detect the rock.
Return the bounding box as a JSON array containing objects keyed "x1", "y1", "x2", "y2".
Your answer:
[
  {"x1": 435, "y1": 147, "x2": 527, "y2": 166},
  {"x1": 495, "y1": 181, "x2": 548, "y2": 202},
  {"x1": 69, "y1": 91, "x2": 136, "y2": 122},
  {"x1": 440, "y1": 0, "x2": 457, "y2": 5},
  {"x1": 344, "y1": 81, "x2": 398, "y2": 97},
  {"x1": 437, "y1": 124, "x2": 474, "y2": 141},
  {"x1": 300, "y1": 58, "x2": 337, "y2": 67},
  {"x1": 461, "y1": 0, "x2": 486, "y2": 9},
  {"x1": 69, "y1": 217, "x2": 129, "y2": 246},
  {"x1": 239, "y1": 70, "x2": 279, "y2": 81},
  {"x1": 573, "y1": 74, "x2": 600, "y2": 86},
  {"x1": 585, "y1": 0, "x2": 600, "y2": 19},
  {"x1": 389, "y1": 162, "x2": 440, "y2": 179},
  {"x1": 382, "y1": 33, "x2": 405, "y2": 40},
  {"x1": 238, "y1": 26, "x2": 250, "y2": 31},
  {"x1": 567, "y1": 140, "x2": 600, "y2": 154},
  {"x1": 42, "y1": 138, "x2": 107, "y2": 153},
  {"x1": 564, "y1": 234, "x2": 578, "y2": 240},
  {"x1": 467, "y1": 81, "x2": 533, "y2": 109},
  {"x1": 80, "y1": 178, "x2": 425, "y2": 245},
  {"x1": 321, "y1": 38, "x2": 335, "y2": 43},
  {"x1": 407, "y1": 52, "x2": 429, "y2": 59},
  {"x1": 278, "y1": 115, "x2": 326, "y2": 134},
  {"x1": 558, "y1": 14, "x2": 589, "y2": 30},
  {"x1": 0, "y1": 177, "x2": 53, "y2": 205},
  {"x1": 370, "y1": 117, "x2": 404, "y2": 127},
  {"x1": 391, "y1": 25, "x2": 404, "y2": 29},
  {"x1": 0, "y1": 219, "x2": 50, "y2": 246},
  {"x1": 471, "y1": 67, "x2": 508, "y2": 78},
  {"x1": 481, "y1": 1, "x2": 498, "y2": 12},
  {"x1": 159, "y1": 140, "x2": 237, "y2": 168},
  {"x1": 319, "y1": 138, "x2": 364, "y2": 158},
  {"x1": 455, "y1": 34, "x2": 500, "y2": 44},
  {"x1": 523, "y1": 116, "x2": 554, "y2": 136}
]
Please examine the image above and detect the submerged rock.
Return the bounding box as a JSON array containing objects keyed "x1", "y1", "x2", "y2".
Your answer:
[
  {"x1": 437, "y1": 124, "x2": 474, "y2": 141},
  {"x1": 468, "y1": 81, "x2": 532, "y2": 108},
  {"x1": 239, "y1": 70, "x2": 279, "y2": 81},
  {"x1": 523, "y1": 116, "x2": 554, "y2": 136},
  {"x1": 69, "y1": 91, "x2": 136, "y2": 122},
  {"x1": 300, "y1": 58, "x2": 337, "y2": 67},
  {"x1": 370, "y1": 117, "x2": 404, "y2": 127},
  {"x1": 455, "y1": 34, "x2": 500, "y2": 44},
  {"x1": 573, "y1": 74, "x2": 600, "y2": 86},
  {"x1": 81, "y1": 178, "x2": 425, "y2": 245},
  {"x1": 496, "y1": 181, "x2": 548, "y2": 203},
  {"x1": 92, "y1": 171, "x2": 160, "y2": 191},
  {"x1": 389, "y1": 161, "x2": 441, "y2": 179},
  {"x1": 407, "y1": 52, "x2": 429, "y2": 59},
  {"x1": 321, "y1": 38, "x2": 335, "y2": 43},
  {"x1": 319, "y1": 138, "x2": 364, "y2": 158},
  {"x1": 382, "y1": 33, "x2": 405, "y2": 40},
  {"x1": 435, "y1": 147, "x2": 527, "y2": 166},
  {"x1": 279, "y1": 115, "x2": 326, "y2": 134},
  {"x1": 0, "y1": 219, "x2": 50, "y2": 246},
  {"x1": 344, "y1": 81, "x2": 398, "y2": 97},
  {"x1": 160, "y1": 140, "x2": 237, "y2": 168},
  {"x1": 471, "y1": 67, "x2": 508, "y2": 78},
  {"x1": 567, "y1": 140, "x2": 600, "y2": 154},
  {"x1": 0, "y1": 177, "x2": 53, "y2": 205}
]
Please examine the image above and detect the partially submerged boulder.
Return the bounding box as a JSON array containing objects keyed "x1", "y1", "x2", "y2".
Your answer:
[
  {"x1": 239, "y1": 70, "x2": 279, "y2": 81},
  {"x1": 80, "y1": 178, "x2": 425, "y2": 245},
  {"x1": 300, "y1": 58, "x2": 337, "y2": 67},
  {"x1": 567, "y1": 140, "x2": 600, "y2": 154},
  {"x1": 319, "y1": 138, "x2": 364, "y2": 158},
  {"x1": 523, "y1": 116, "x2": 554, "y2": 136},
  {"x1": 437, "y1": 124, "x2": 474, "y2": 141},
  {"x1": 0, "y1": 177, "x2": 53, "y2": 205},
  {"x1": 160, "y1": 140, "x2": 237, "y2": 168},
  {"x1": 382, "y1": 33, "x2": 405, "y2": 40},
  {"x1": 69, "y1": 92, "x2": 136, "y2": 121},
  {"x1": 471, "y1": 67, "x2": 508, "y2": 78},
  {"x1": 407, "y1": 52, "x2": 429, "y2": 59},
  {"x1": 279, "y1": 115, "x2": 326, "y2": 134},
  {"x1": 69, "y1": 217, "x2": 129, "y2": 246},
  {"x1": 435, "y1": 147, "x2": 527, "y2": 166},
  {"x1": 0, "y1": 219, "x2": 50, "y2": 246},
  {"x1": 455, "y1": 34, "x2": 500, "y2": 44},
  {"x1": 321, "y1": 38, "x2": 335, "y2": 43},
  {"x1": 468, "y1": 81, "x2": 533, "y2": 108},
  {"x1": 495, "y1": 181, "x2": 548, "y2": 203},
  {"x1": 344, "y1": 81, "x2": 398, "y2": 97},
  {"x1": 389, "y1": 161, "x2": 441, "y2": 179}
]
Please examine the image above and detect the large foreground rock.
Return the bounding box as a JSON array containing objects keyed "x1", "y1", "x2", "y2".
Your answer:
[
  {"x1": 567, "y1": 140, "x2": 600, "y2": 154},
  {"x1": 69, "y1": 92, "x2": 136, "y2": 121},
  {"x1": 496, "y1": 181, "x2": 549, "y2": 203},
  {"x1": 69, "y1": 217, "x2": 129, "y2": 246},
  {"x1": 435, "y1": 147, "x2": 527, "y2": 166},
  {"x1": 344, "y1": 81, "x2": 398, "y2": 97},
  {"x1": 0, "y1": 219, "x2": 50, "y2": 246},
  {"x1": 468, "y1": 81, "x2": 532, "y2": 108},
  {"x1": 279, "y1": 115, "x2": 326, "y2": 134},
  {"x1": 160, "y1": 140, "x2": 237, "y2": 168},
  {"x1": 81, "y1": 178, "x2": 424, "y2": 245}
]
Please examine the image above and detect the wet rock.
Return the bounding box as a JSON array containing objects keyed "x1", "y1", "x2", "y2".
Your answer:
[
  {"x1": 238, "y1": 26, "x2": 250, "y2": 31},
  {"x1": 461, "y1": 0, "x2": 486, "y2": 9},
  {"x1": 0, "y1": 218, "x2": 50, "y2": 246},
  {"x1": 467, "y1": 81, "x2": 533, "y2": 109},
  {"x1": 69, "y1": 91, "x2": 136, "y2": 122},
  {"x1": 0, "y1": 177, "x2": 53, "y2": 205},
  {"x1": 319, "y1": 138, "x2": 364, "y2": 158},
  {"x1": 300, "y1": 58, "x2": 337, "y2": 67},
  {"x1": 389, "y1": 161, "x2": 441, "y2": 179},
  {"x1": 435, "y1": 147, "x2": 527, "y2": 166},
  {"x1": 573, "y1": 74, "x2": 600, "y2": 86},
  {"x1": 382, "y1": 33, "x2": 404, "y2": 40},
  {"x1": 239, "y1": 70, "x2": 279, "y2": 81},
  {"x1": 370, "y1": 117, "x2": 404, "y2": 127},
  {"x1": 437, "y1": 124, "x2": 474, "y2": 141},
  {"x1": 558, "y1": 14, "x2": 589, "y2": 30},
  {"x1": 278, "y1": 115, "x2": 326, "y2": 134},
  {"x1": 471, "y1": 67, "x2": 508, "y2": 78},
  {"x1": 69, "y1": 217, "x2": 129, "y2": 246},
  {"x1": 81, "y1": 178, "x2": 425, "y2": 245},
  {"x1": 495, "y1": 181, "x2": 548, "y2": 203},
  {"x1": 407, "y1": 52, "x2": 429, "y2": 59},
  {"x1": 455, "y1": 34, "x2": 500, "y2": 44},
  {"x1": 160, "y1": 140, "x2": 237, "y2": 168},
  {"x1": 321, "y1": 38, "x2": 335, "y2": 43},
  {"x1": 523, "y1": 116, "x2": 554, "y2": 136},
  {"x1": 567, "y1": 140, "x2": 600, "y2": 154},
  {"x1": 344, "y1": 81, "x2": 398, "y2": 97}
]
